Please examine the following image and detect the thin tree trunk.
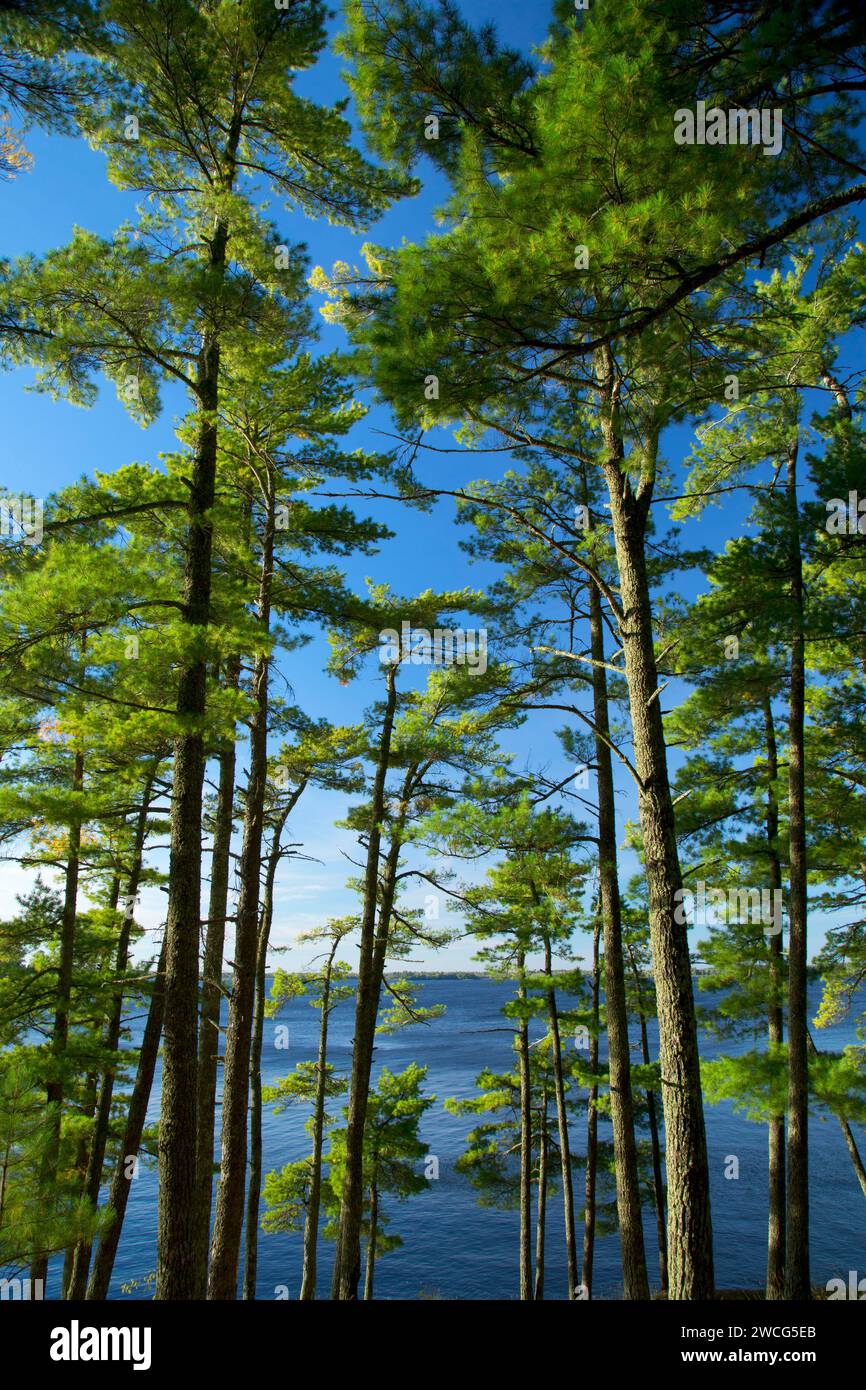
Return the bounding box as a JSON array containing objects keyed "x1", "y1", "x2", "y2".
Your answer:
[
  {"x1": 87, "y1": 937, "x2": 168, "y2": 1299},
  {"x1": 64, "y1": 1070, "x2": 98, "y2": 1298},
  {"x1": 586, "y1": 539, "x2": 650, "y2": 1299},
  {"x1": 641, "y1": 1014, "x2": 668, "y2": 1294},
  {"x1": 300, "y1": 933, "x2": 341, "y2": 1301},
  {"x1": 534, "y1": 1091, "x2": 548, "y2": 1301},
  {"x1": 517, "y1": 948, "x2": 533, "y2": 1302},
  {"x1": 68, "y1": 776, "x2": 156, "y2": 1299},
  {"x1": 157, "y1": 111, "x2": 243, "y2": 1297},
  {"x1": 0, "y1": 1133, "x2": 11, "y2": 1239},
  {"x1": 333, "y1": 667, "x2": 398, "y2": 1300},
  {"x1": 31, "y1": 746, "x2": 84, "y2": 1293},
  {"x1": 193, "y1": 654, "x2": 241, "y2": 1298},
  {"x1": 335, "y1": 813, "x2": 407, "y2": 1297},
  {"x1": 363, "y1": 1184, "x2": 378, "y2": 1301},
  {"x1": 625, "y1": 940, "x2": 668, "y2": 1292},
  {"x1": 61, "y1": 1234, "x2": 77, "y2": 1302},
  {"x1": 157, "y1": 329, "x2": 219, "y2": 1299},
  {"x1": 541, "y1": 932, "x2": 578, "y2": 1296},
  {"x1": 806, "y1": 1032, "x2": 866, "y2": 1199},
  {"x1": 784, "y1": 434, "x2": 810, "y2": 1301},
  {"x1": 582, "y1": 919, "x2": 600, "y2": 1298},
  {"x1": 808, "y1": 380, "x2": 858, "y2": 1215},
  {"x1": 597, "y1": 351, "x2": 714, "y2": 1298},
  {"x1": 241, "y1": 907, "x2": 268, "y2": 1303},
  {"x1": 209, "y1": 476, "x2": 276, "y2": 1300},
  {"x1": 641, "y1": 1009, "x2": 668, "y2": 1292},
  {"x1": 837, "y1": 1116, "x2": 866, "y2": 1199},
  {"x1": 762, "y1": 696, "x2": 787, "y2": 1300},
  {"x1": 242, "y1": 797, "x2": 295, "y2": 1301}
]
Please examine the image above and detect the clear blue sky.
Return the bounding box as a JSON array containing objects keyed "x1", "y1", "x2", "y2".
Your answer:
[{"x1": 0, "y1": 1, "x2": 859, "y2": 972}]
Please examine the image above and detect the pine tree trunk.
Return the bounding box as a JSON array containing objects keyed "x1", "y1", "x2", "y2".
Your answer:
[
  {"x1": 300, "y1": 934, "x2": 340, "y2": 1301},
  {"x1": 157, "y1": 339, "x2": 220, "y2": 1300},
  {"x1": 625, "y1": 940, "x2": 668, "y2": 1291},
  {"x1": 363, "y1": 1185, "x2": 378, "y2": 1301},
  {"x1": 31, "y1": 746, "x2": 84, "y2": 1293},
  {"x1": 517, "y1": 949, "x2": 533, "y2": 1302},
  {"x1": 784, "y1": 435, "x2": 810, "y2": 1301},
  {"x1": 541, "y1": 933, "x2": 578, "y2": 1297},
  {"x1": 157, "y1": 108, "x2": 243, "y2": 1295},
  {"x1": 837, "y1": 1116, "x2": 866, "y2": 1199},
  {"x1": 335, "y1": 825, "x2": 405, "y2": 1296},
  {"x1": 839, "y1": 1112, "x2": 866, "y2": 1200},
  {"x1": 209, "y1": 480, "x2": 276, "y2": 1300},
  {"x1": 333, "y1": 669, "x2": 399, "y2": 1300},
  {"x1": 762, "y1": 697, "x2": 786, "y2": 1300},
  {"x1": 534, "y1": 1093, "x2": 547, "y2": 1301},
  {"x1": 582, "y1": 920, "x2": 600, "y2": 1298},
  {"x1": 87, "y1": 938, "x2": 168, "y2": 1299},
  {"x1": 68, "y1": 778, "x2": 155, "y2": 1299},
  {"x1": 587, "y1": 558, "x2": 650, "y2": 1298},
  {"x1": 241, "y1": 909, "x2": 268, "y2": 1302},
  {"x1": 241, "y1": 799, "x2": 294, "y2": 1302},
  {"x1": 644, "y1": 1021, "x2": 669, "y2": 1295},
  {"x1": 193, "y1": 654, "x2": 241, "y2": 1298},
  {"x1": 806, "y1": 1032, "x2": 866, "y2": 1198},
  {"x1": 64, "y1": 1069, "x2": 98, "y2": 1297},
  {"x1": 598, "y1": 355, "x2": 714, "y2": 1299}
]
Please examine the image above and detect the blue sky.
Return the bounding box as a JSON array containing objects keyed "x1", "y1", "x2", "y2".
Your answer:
[{"x1": 0, "y1": 1, "x2": 860, "y2": 973}]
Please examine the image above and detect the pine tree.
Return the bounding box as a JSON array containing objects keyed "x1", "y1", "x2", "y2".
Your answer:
[
  {"x1": 315, "y1": 0, "x2": 865, "y2": 1296},
  {"x1": 669, "y1": 232, "x2": 866, "y2": 1297},
  {"x1": 0, "y1": 0, "x2": 410, "y2": 1299}
]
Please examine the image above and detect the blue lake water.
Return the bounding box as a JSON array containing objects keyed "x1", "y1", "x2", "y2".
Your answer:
[{"x1": 63, "y1": 976, "x2": 866, "y2": 1300}]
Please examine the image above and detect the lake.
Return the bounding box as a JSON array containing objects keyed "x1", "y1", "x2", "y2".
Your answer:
[{"x1": 66, "y1": 976, "x2": 866, "y2": 1300}]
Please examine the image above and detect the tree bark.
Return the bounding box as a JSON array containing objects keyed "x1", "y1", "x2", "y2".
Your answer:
[
  {"x1": 157, "y1": 316, "x2": 221, "y2": 1301},
  {"x1": 784, "y1": 435, "x2": 810, "y2": 1301},
  {"x1": 625, "y1": 940, "x2": 668, "y2": 1292},
  {"x1": 209, "y1": 477, "x2": 276, "y2": 1299},
  {"x1": 597, "y1": 352, "x2": 714, "y2": 1299},
  {"x1": 64, "y1": 1068, "x2": 98, "y2": 1298},
  {"x1": 837, "y1": 1115, "x2": 866, "y2": 1201},
  {"x1": 87, "y1": 937, "x2": 168, "y2": 1300},
  {"x1": 332, "y1": 667, "x2": 399, "y2": 1300},
  {"x1": 300, "y1": 933, "x2": 341, "y2": 1301},
  {"x1": 242, "y1": 798, "x2": 295, "y2": 1301},
  {"x1": 157, "y1": 105, "x2": 242, "y2": 1296},
  {"x1": 581, "y1": 919, "x2": 600, "y2": 1298},
  {"x1": 587, "y1": 549, "x2": 650, "y2": 1298},
  {"x1": 541, "y1": 933, "x2": 578, "y2": 1297},
  {"x1": 762, "y1": 696, "x2": 787, "y2": 1300},
  {"x1": 806, "y1": 1031, "x2": 866, "y2": 1199},
  {"x1": 68, "y1": 775, "x2": 156, "y2": 1299},
  {"x1": 534, "y1": 1089, "x2": 547, "y2": 1301},
  {"x1": 31, "y1": 746, "x2": 84, "y2": 1294},
  {"x1": 193, "y1": 654, "x2": 241, "y2": 1298},
  {"x1": 363, "y1": 1184, "x2": 378, "y2": 1301},
  {"x1": 335, "y1": 807, "x2": 407, "y2": 1296},
  {"x1": 517, "y1": 948, "x2": 533, "y2": 1302},
  {"x1": 241, "y1": 907, "x2": 268, "y2": 1302}
]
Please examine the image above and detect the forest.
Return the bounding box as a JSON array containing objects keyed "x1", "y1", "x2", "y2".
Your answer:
[{"x1": 0, "y1": 0, "x2": 865, "y2": 1309}]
